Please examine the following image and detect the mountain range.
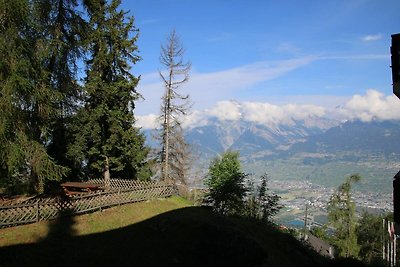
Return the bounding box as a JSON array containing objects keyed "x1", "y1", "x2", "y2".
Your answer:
[
  {"x1": 143, "y1": 117, "x2": 400, "y2": 193},
  {"x1": 184, "y1": 117, "x2": 400, "y2": 159},
  {"x1": 185, "y1": 116, "x2": 337, "y2": 159}
]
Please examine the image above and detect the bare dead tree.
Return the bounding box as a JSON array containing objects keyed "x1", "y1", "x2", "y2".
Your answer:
[
  {"x1": 168, "y1": 125, "x2": 192, "y2": 184},
  {"x1": 158, "y1": 29, "x2": 191, "y2": 183}
]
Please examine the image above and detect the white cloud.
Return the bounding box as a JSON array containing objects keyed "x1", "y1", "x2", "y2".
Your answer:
[
  {"x1": 240, "y1": 102, "x2": 326, "y2": 126},
  {"x1": 136, "y1": 90, "x2": 400, "y2": 130},
  {"x1": 264, "y1": 95, "x2": 351, "y2": 109},
  {"x1": 242, "y1": 102, "x2": 287, "y2": 125},
  {"x1": 189, "y1": 57, "x2": 315, "y2": 93},
  {"x1": 135, "y1": 56, "x2": 316, "y2": 115},
  {"x1": 136, "y1": 114, "x2": 158, "y2": 129},
  {"x1": 362, "y1": 34, "x2": 383, "y2": 42},
  {"x1": 335, "y1": 89, "x2": 400, "y2": 121},
  {"x1": 135, "y1": 54, "x2": 388, "y2": 116},
  {"x1": 207, "y1": 101, "x2": 242, "y2": 121},
  {"x1": 136, "y1": 111, "x2": 209, "y2": 130},
  {"x1": 196, "y1": 100, "x2": 326, "y2": 128},
  {"x1": 181, "y1": 110, "x2": 209, "y2": 129}
]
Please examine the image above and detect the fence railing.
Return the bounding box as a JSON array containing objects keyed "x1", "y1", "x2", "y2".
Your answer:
[{"x1": 0, "y1": 179, "x2": 175, "y2": 229}]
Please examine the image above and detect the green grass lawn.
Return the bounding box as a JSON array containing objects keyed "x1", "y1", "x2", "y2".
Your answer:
[
  {"x1": 0, "y1": 196, "x2": 365, "y2": 267},
  {"x1": 0, "y1": 196, "x2": 192, "y2": 247}
]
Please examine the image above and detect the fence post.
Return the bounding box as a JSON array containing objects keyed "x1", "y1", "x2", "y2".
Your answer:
[
  {"x1": 99, "y1": 193, "x2": 103, "y2": 212},
  {"x1": 118, "y1": 188, "x2": 121, "y2": 206},
  {"x1": 36, "y1": 200, "x2": 39, "y2": 222}
]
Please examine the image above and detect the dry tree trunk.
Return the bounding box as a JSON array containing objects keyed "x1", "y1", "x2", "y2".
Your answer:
[{"x1": 159, "y1": 29, "x2": 191, "y2": 183}]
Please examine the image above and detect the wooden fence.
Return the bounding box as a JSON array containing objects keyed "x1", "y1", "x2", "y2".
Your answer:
[{"x1": 0, "y1": 179, "x2": 175, "y2": 229}]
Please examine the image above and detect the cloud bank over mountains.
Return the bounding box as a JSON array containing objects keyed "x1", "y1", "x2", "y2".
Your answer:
[
  {"x1": 136, "y1": 90, "x2": 400, "y2": 130},
  {"x1": 335, "y1": 90, "x2": 400, "y2": 122},
  {"x1": 135, "y1": 57, "x2": 317, "y2": 115}
]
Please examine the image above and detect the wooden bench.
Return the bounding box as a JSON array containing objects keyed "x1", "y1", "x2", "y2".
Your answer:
[{"x1": 61, "y1": 182, "x2": 104, "y2": 196}]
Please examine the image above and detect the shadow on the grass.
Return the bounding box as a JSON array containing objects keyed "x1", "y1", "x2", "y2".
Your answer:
[
  {"x1": 0, "y1": 206, "x2": 368, "y2": 267},
  {"x1": 44, "y1": 208, "x2": 77, "y2": 243}
]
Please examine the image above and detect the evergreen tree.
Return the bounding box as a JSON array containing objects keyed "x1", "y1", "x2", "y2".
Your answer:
[
  {"x1": 205, "y1": 151, "x2": 248, "y2": 215},
  {"x1": 33, "y1": 0, "x2": 86, "y2": 178},
  {"x1": 327, "y1": 174, "x2": 361, "y2": 258},
  {"x1": 0, "y1": 0, "x2": 68, "y2": 193},
  {"x1": 257, "y1": 173, "x2": 282, "y2": 222},
  {"x1": 244, "y1": 174, "x2": 282, "y2": 222},
  {"x1": 68, "y1": 0, "x2": 150, "y2": 185},
  {"x1": 157, "y1": 29, "x2": 191, "y2": 183},
  {"x1": 244, "y1": 180, "x2": 258, "y2": 219}
]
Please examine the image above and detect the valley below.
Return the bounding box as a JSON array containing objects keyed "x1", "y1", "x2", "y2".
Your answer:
[
  {"x1": 242, "y1": 153, "x2": 396, "y2": 227},
  {"x1": 147, "y1": 117, "x2": 400, "y2": 227}
]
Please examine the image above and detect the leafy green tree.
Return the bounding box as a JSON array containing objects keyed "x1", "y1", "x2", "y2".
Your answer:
[
  {"x1": 327, "y1": 174, "x2": 361, "y2": 258},
  {"x1": 68, "y1": 0, "x2": 150, "y2": 184},
  {"x1": 357, "y1": 212, "x2": 390, "y2": 265},
  {"x1": 205, "y1": 151, "x2": 247, "y2": 215},
  {"x1": 0, "y1": 0, "x2": 68, "y2": 193}
]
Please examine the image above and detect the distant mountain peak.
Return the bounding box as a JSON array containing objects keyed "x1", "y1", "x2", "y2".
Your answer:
[{"x1": 183, "y1": 115, "x2": 338, "y2": 159}]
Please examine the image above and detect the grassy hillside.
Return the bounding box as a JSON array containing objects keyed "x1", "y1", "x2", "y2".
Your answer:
[
  {"x1": 0, "y1": 196, "x2": 364, "y2": 267},
  {"x1": 0, "y1": 196, "x2": 191, "y2": 247}
]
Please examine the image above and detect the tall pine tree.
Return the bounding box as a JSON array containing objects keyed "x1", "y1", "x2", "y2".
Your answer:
[
  {"x1": 0, "y1": 0, "x2": 68, "y2": 193},
  {"x1": 328, "y1": 174, "x2": 361, "y2": 258},
  {"x1": 33, "y1": 0, "x2": 86, "y2": 178},
  {"x1": 68, "y1": 0, "x2": 150, "y2": 185}
]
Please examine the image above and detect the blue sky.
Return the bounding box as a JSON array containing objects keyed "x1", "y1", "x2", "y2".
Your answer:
[{"x1": 120, "y1": 0, "x2": 400, "y2": 127}]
